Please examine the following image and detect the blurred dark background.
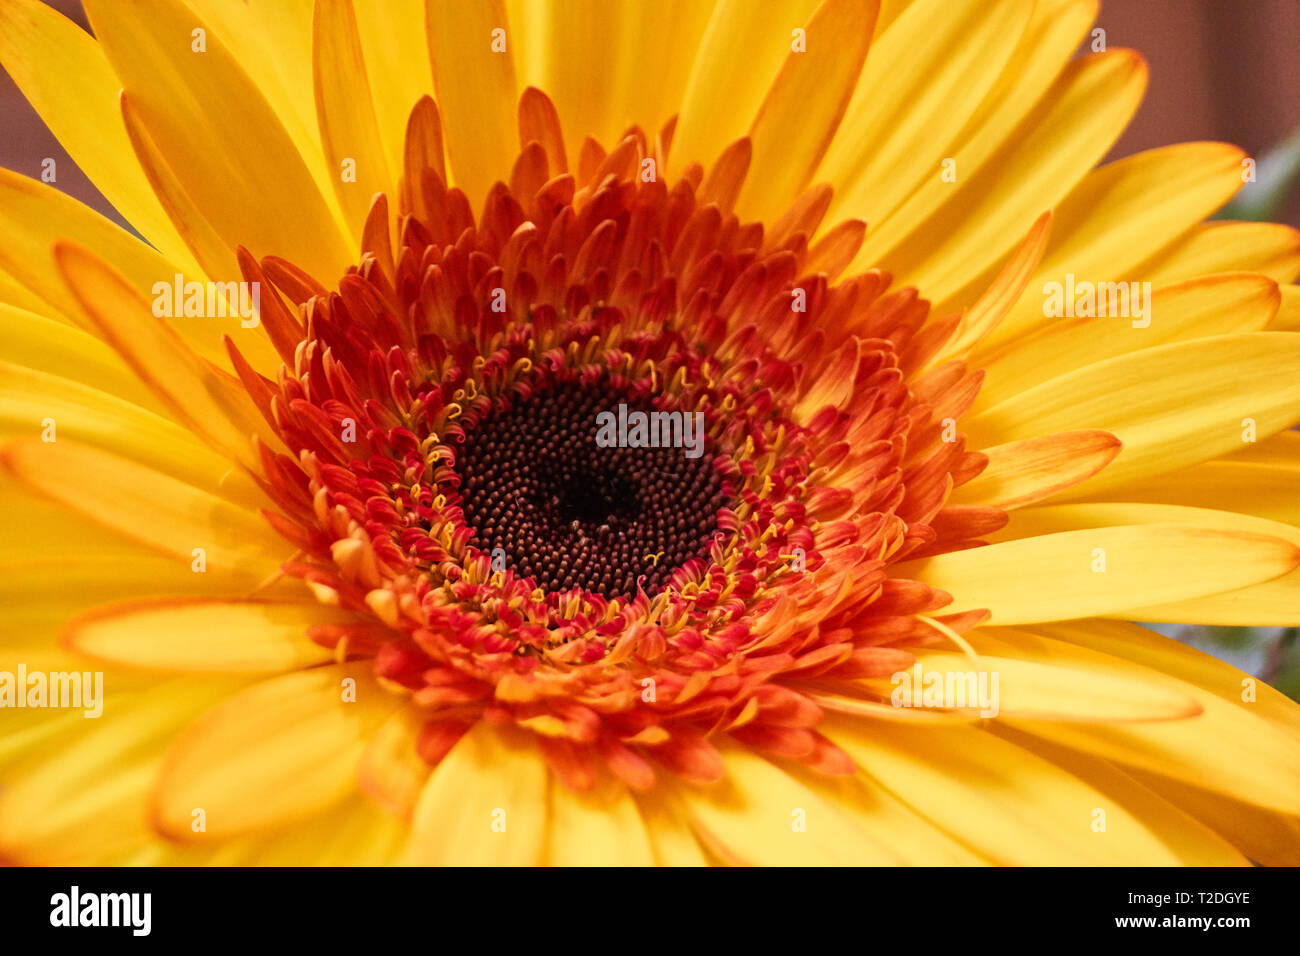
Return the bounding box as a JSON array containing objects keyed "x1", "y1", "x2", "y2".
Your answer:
[{"x1": 4, "y1": 0, "x2": 1300, "y2": 226}]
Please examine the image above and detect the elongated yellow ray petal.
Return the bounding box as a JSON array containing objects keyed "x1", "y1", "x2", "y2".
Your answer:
[
  {"x1": 1006, "y1": 692, "x2": 1300, "y2": 816},
  {"x1": 508, "y1": 0, "x2": 713, "y2": 157},
  {"x1": 988, "y1": 727, "x2": 1246, "y2": 865},
  {"x1": 1, "y1": 438, "x2": 287, "y2": 582},
  {"x1": 895, "y1": 522, "x2": 1300, "y2": 625},
  {"x1": 313, "y1": 0, "x2": 393, "y2": 240},
  {"x1": 1144, "y1": 221, "x2": 1300, "y2": 285},
  {"x1": 677, "y1": 746, "x2": 903, "y2": 865},
  {"x1": 355, "y1": 0, "x2": 432, "y2": 178},
  {"x1": 1075, "y1": 460, "x2": 1300, "y2": 528},
  {"x1": 855, "y1": 0, "x2": 1096, "y2": 263},
  {"x1": 0, "y1": 304, "x2": 165, "y2": 414},
  {"x1": 0, "y1": 678, "x2": 245, "y2": 864},
  {"x1": 965, "y1": 333, "x2": 1300, "y2": 494},
  {"x1": 671, "y1": 0, "x2": 821, "y2": 173},
  {"x1": 546, "y1": 774, "x2": 655, "y2": 865},
  {"x1": 633, "y1": 790, "x2": 710, "y2": 866},
  {"x1": 0, "y1": 0, "x2": 205, "y2": 276},
  {"x1": 856, "y1": 645, "x2": 1200, "y2": 723},
  {"x1": 83, "y1": 0, "x2": 354, "y2": 282},
  {"x1": 973, "y1": 273, "x2": 1279, "y2": 409},
  {"x1": 1025, "y1": 618, "x2": 1300, "y2": 737},
  {"x1": 987, "y1": 502, "x2": 1300, "y2": 625},
  {"x1": 65, "y1": 599, "x2": 338, "y2": 674},
  {"x1": 828, "y1": 717, "x2": 1238, "y2": 864},
  {"x1": 737, "y1": 0, "x2": 879, "y2": 223},
  {"x1": 118, "y1": 93, "x2": 244, "y2": 300},
  {"x1": 405, "y1": 721, "x2": 548, "y2": 864},
  {"x1": 970, "y1": 142, "x2": 1250, "y2": 346},
  {"x1": 152, "y1": 663, "x2": 399, "y2": 839},
  {"x1": 870, "y1": 49, "x2": 1146, "y2": 304},
  {"x1": 358, "y1": 708, "x2": 431, "y2": 820},
  {"x1": 777, "y1": 764, "x2": 992, "y2": 864},
  {"x1": 0, "y1": 360, "x2": 257, "y2": 503},
  {"x1": 54, "y1": 240, "x2": 280, "y2": 468},
  {"x1": 426, "y1": 0, "x2": 517, "y2": 204},
  {"x1": 0, "y1": 170, "x2": 260, "y2": 362},
  {"x1": 819, "y1": 0, "x2": 1029, "y2": 226},
  {"x1": 952, "y1": 430, "x2": 1121, "y2": 510}
]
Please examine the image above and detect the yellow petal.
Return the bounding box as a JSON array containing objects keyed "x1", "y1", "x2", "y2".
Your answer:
[
  {"x1": 83, "y1": 0, "x2": 353, "y2": 281},
  {"x1": 1225, "y1": 426, "x2": 1300, "y2": 467},
  {"x1": 676, "y1": 746, "x2": 903, "y2": 865},
  {"x1": 65, "y1": 598, "x2": 338, "y2": 674},
  {"x1": 405, "y1": 721, "x2": 547, "y2": 864},
  {"x1": 0, "y1": 360, "x2": 252, "y2": 501},
  {"x1": 1, "y1": 438, "x2": 287, "y2": 583},
  {"x1": 184, "y1": 0, "x2": 322, "y2": 164},
  {"x1": 1028, "y1": 617, "x2": 1300, "y2": 737},
  {"x1": 972, "y1": 142, "x2": 1249, "y2": 347},
  {"x1": 1077, "y1": 459, "x2": 1300, "y2": 528},
  {"x1": 965, "y1": 332, "x2": 1300, "y2": 494},
  {"x1": 856, "y1": 0, "x2": 1096, "y2": 263},
  {"x1": 354, "y1": 0, "x2": 432, "y2": 179},
  {"x1": 1006, "y1": 692, "x2": 1300, "y2": 816},
  {"x1": 671, "y1": 0, "x2": 821, "y2": 172},
  {"x1": 989, "y1": 726, "x2": 1246, "y2": 865},
  {"x1": 1145, "y1": 221, "x2": 1300, "y2": 285},
  {"x1": 633, "y1": 790, "x2": 710, "y2": 866},
  {"x1": 828, "y1": 717, "x2": 1234, "y2": 864},
  {"x1": 926, "y1": 211, "x2": 1052, "y2": 368},
  {"x1": 0, "y1": 170, "x2": 168, "y2": 323},
  {"x1": 54, "y1": 240, "x2": 279, "y2": 468},
  {"x1": 856, "y1": 643, "x2": 1201, "y2": 723},
  {"x1": 870, "y1": 49, "x2": 1146, "y2": 304},
  {"x1": 783, "y1": 765, "x2": 991, "y2": 864},
  {"x1": 0, "y1": 0, "x2": 204, "y2": 276},
  {"x1": 987, "y1": 501, "x2": 1300, "y2": 626},
  {"x1": 951, "y1": 429, "x2": 1121, "y2": 510},
  {"x1": 117, "y1": 92, "x2": 243, "y2": 297},
  {"x1": 426, "y1": 0, "x2": 517, "y2": 204},
  {"x1": 0, "y1": 304, "x2": 164, "y2": 412},
  {"x1": 237, "y1": 796, "x2": 409, "y2": 866},
  {"x1": 313, "y1": 0, "x2": 394, "y2": 240},
  {"x1": 1117, "y1": 770, "x2": 1300, "y2": 866},
  {"x1": 737, "y1": 0, "x2": 879, "y2": 223},
  {"x1": 819, "y1": 0, "x2": 1030, "y2": 226},
  {"x1": 895, "y1": 522, "x2": 1300, "y2": 625},
  {"x1": 358, "y1": 708, "x2": 432, "y2": 819},
  {"x1": 1269, "y1": 283, "x2": 1300, "y2": 331},
  {"x1": 0, "y1": 263, "x2": 55, "y2": 317},
  {"x1": 0, "y1": 677, "x2": 244, "y2": 864},
  {"x1": 974, "y1": 273, "x2": 1279, "y2": 410},
  {"x1": 546, "y1": 774, "x2": 655, "y2": 865},
  {"x1": 508, "y1": 0, "x2": 713, "y2": 156},
  {"x1": 152, "y1": 663, "x2": 398, "y2": 839}
]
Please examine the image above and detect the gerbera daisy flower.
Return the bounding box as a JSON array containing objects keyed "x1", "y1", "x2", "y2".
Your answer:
[{"x1": 1, "y1": 0, "x2": 1298, "y2": 867}]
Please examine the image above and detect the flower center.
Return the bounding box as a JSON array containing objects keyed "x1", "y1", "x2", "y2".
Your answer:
[{"x1": 450, "y1": 376, "x2": 729, "y2": 598}]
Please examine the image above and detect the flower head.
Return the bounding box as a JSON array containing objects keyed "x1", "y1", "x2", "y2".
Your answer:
[{"x1": 1, "y1": 0, "x2": 1299, "y2": 866}]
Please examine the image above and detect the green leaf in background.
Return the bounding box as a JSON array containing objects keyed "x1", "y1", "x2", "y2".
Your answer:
[
  {"x1": 1266, "y1": 628, "x2": 1300, "y2": 700},
  {"x1": 1216, "y1": 125, "x2": 1300, "y2": 222}
]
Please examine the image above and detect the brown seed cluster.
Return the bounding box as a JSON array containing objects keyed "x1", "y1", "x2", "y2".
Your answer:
[{"x1": 451, "y1": 380, "x2": 729, "y2": 597}]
